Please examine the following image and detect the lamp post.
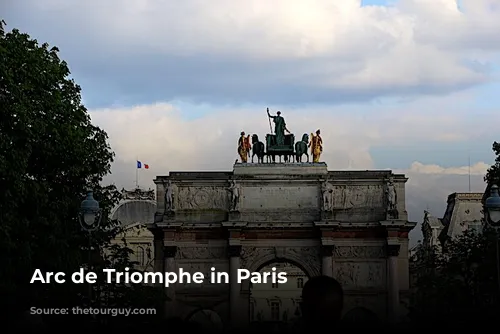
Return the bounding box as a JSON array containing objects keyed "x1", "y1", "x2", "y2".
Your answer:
[
  {"x1": 484, "y1": 184, "x2": 500, "y2": 296},
  {"x1": 79, "y1": 190, "x2": 102, "y2": 305}
]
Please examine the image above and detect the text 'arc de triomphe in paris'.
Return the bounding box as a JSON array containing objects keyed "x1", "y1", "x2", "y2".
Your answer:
[{"x1": 149, "y1": 162, "x2": 416, "y2": 328}]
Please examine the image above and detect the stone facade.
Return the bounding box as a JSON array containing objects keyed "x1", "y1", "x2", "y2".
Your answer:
[
  {"x1": 149, "y1": 163, "x2": 416, "y2": 329},
  {"x1": 109, "y1": 187, "x2": 156, "y2": 272},
  {"x1": 421, "y1": 192, "x2": 483, "y2": 251}
]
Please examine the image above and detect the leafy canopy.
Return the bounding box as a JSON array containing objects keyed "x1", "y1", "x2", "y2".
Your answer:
[{"x1": 0, "y1": 21, "x2": 163, "y2": 321}]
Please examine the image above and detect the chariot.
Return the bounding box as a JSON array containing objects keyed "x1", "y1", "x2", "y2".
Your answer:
[{"x1": 265, "y1": 133, "x2": 295, "y2": 163}]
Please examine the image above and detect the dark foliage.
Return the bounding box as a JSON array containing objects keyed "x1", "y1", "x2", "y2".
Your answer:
[{"x1": 0, "y1": 20, "x2": 164, "y2": 328}]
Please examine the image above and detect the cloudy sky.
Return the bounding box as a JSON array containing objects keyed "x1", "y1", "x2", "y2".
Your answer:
[{"x1": 4, "y1": 0, "x2": 500, "y2": 245}]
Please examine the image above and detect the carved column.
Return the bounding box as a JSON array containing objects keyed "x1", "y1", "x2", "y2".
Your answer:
[
  {"x1": 386, "y1": 244, "x2": 400, "y2": 324},
  {"x1": 228, "y1": 245, "x2": 242, "y2": 328},
  {"x1": 321, "y1": 245, "x2": 334, "y2": 277},
  {"x1": 164, "y1": 246, "x2": 177, "y2": 317}
]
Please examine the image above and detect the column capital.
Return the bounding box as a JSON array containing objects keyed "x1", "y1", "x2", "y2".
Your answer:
[
  {"x1": 164, "y1": 246, "x2": 177, "y2": 258},
  {"x1": 386, "y1": 244, "x2": 401, "y2": 257},
  {"x1": 228, "y1": 245, "x2": 242, "y2": 257},
  {"x1": 321, "y1": 245, "x2": 335, "y2": 257}
]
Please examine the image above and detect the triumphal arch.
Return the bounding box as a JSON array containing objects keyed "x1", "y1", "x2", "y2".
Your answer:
[{"x1": 150, "y1": 162, "x2": 416, "y2": 329}]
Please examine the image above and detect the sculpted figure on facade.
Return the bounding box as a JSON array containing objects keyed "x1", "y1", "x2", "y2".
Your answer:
[
  {"x1": 164, "y1": 179, "x2": 174, "y2": 212},
  {"x1": 385, "y1": 176, "x2": 397, "y2": 217},
  {"x1": 227, "y1": 179, "x2": 241, "y2": 211},
  {"x1": 321, "y1": 179, "x2": 334, "y2": 211},
  {"x1": 237, "y1": 131, "x2": 251, "y2": 163}
]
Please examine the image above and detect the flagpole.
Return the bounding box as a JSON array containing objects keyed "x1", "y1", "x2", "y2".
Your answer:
[{"x1": 136, "y1": 156, "x2": 139, "y2": 189}]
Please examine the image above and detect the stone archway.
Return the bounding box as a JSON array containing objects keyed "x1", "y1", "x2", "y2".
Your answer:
[
  {"x1": 241, "y1": 246, "x2": 321, "y2": 279},
  {"x1": 249, "y1": 261, "x2": 309, "y2": 324},
  {"x1": 186, "y1": 309, "x2": 224, "y2": 332}
]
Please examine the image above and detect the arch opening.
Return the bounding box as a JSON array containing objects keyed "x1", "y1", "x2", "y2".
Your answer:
[{"x1": 249, "y1": 260, "x2": 308, "y2": 327}]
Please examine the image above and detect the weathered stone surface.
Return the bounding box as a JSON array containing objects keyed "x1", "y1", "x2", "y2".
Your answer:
[
  {"x1": 233, "y1": 163, "x2": 328, "y2": 176},
  {"x1": 333, "y1": 246, "x2": 386, "y2": 258},
  {"x1": 331, "y1": 185, "x2": 385, "y2": 209},
  {"x1": 176, "y1": 186, "x2": 229, "y2": 210},
  {"x1": 334, "y1": 261, "x2": 386, "y2": 289},
  {"x1": 175, "y1": 246, "x2": 227, "y2": 259},
  {"x1": 242, "y1": 185, "x2": 319, "y2": 210}
]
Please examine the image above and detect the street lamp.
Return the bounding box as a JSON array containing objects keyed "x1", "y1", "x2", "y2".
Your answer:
[
  {"x1": 79, "y1": 190, "x2": 102, "y2": 306},
  {"x1": 79, "y1": 190, "x2": 102, "y2": 232},
  {"x1": 484, "y1": 184, "x2": 500, "y2": 296},
  {"x1": 485, "y1": 185, "x2": 500, "y2": 227}
]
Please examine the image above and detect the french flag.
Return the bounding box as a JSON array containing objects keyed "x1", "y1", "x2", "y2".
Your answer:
[{"x1": 137, "y1": 161, "x2": 149, "y2": 169}]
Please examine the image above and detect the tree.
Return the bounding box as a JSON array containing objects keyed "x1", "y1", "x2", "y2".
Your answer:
[
  {"x1": 485, "y1": 141, "x2": 500, "y2": 186},
  {"x1": 410, "y1": 228, "x2": 500, "y2": 327},
  {"x1": 0, "y1": 21, "x2": 164, "y2": 324}
]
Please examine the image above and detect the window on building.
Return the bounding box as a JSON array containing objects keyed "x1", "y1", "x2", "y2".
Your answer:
[
  {"x1": 270, "y1": 302, "x2": 280, "y2": 321},
  {"x1": 297, "y1": 278, "x2": 304, "y2": 288},
  {"x1": 272, "y1": 283, "x2": 278, "y2": 288}
]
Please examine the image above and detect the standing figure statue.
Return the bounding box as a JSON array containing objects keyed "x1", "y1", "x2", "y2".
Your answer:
[
  {"x1": 267, "y1": 108, "x2": 290, "y2": 146},
  {"x1": 237, "y1": 131, "x2": 251, "y2": 163},
  {"x1": 385, "y1": 177, "x2": 397, "y2": 216},
  {"x1": 321, "y1": 179, "x2": 334, "y2": 211},
  {"x1": 164, "y1": 179, "x2": 174, "y2": 212},
  {"x1": 309, "y1": 129, "x2": 323, "y2": 163},
  {"x1": 227, "y1": 180, "x2": 240, "y2": 211}
]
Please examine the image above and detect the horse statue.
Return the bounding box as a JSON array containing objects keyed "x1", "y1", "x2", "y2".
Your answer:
[
  {"x1": 295, "y1": 133, "x2": 309, "y2": 162},
  {"x1": 251, "y1": 134, "x2": 265, "y2": 163}
]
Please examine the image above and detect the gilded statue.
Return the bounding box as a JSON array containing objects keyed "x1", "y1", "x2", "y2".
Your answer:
[
  {"x1": 309, "y1": 129, "x2": 323, "y2": 163},
  {"x1": 237, "y1": 131, "x2": 251, "y2": 163}
]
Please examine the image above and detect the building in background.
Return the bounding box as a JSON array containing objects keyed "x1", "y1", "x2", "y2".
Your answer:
[
  {"x1": 421, "y1": 192, "x2": 483, "y2": 251},
  {"x1": 250, "y1": 263, "x2": 307, "y2": 323},
  {"x1": 109, "y1": 187, "x2": 156, "y2": 271}
]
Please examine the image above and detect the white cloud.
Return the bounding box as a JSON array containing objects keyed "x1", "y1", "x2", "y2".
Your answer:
[
  {"x1": 8, "y1": 0, "x2": 500, "y2": 101},
  {"x1": 407, "y1": 161, "x2": 489, "y2": 175}
]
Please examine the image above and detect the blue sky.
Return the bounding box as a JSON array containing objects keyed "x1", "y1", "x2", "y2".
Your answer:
[{"x1": 3, "y1": 0, "x2": 500, "y2": 243}]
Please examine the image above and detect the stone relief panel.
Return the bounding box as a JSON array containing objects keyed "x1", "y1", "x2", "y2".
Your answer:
[
  {"x1": 176, "y1": 186, "x2": 229, "y2": 210},
  {"x1": 331, "y1": 185, "x2": 384, "y2": 209},
  {"x1": 334, "y1": 262, "x2": 386, "y2": 289},
  {"x1": 241, "y1": 186, "x2": 319, "y2": 210},
  {"x1": 333, "y1": 246, "x2": 385, "y2": 259},
  {"x1": 175, "y1": 247, "x2": 227, "y2": 260}
]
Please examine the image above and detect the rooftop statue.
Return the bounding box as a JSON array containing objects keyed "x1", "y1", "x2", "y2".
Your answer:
[
  {"x1": 237, "y1": 131, "x2": 251, "y2": 163},
  {"x1": 309, "y1": 129, "x2": 323, "y2": 163},
  {"x1": 251, "y1": 134, "x2": 265, "y2": 163},
  {"x1": 267, "y1": 108, "x2": 290, "y2": 146},
  {"x1": 295, "y1": 134, "x2": 310, "y2": 162}
]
